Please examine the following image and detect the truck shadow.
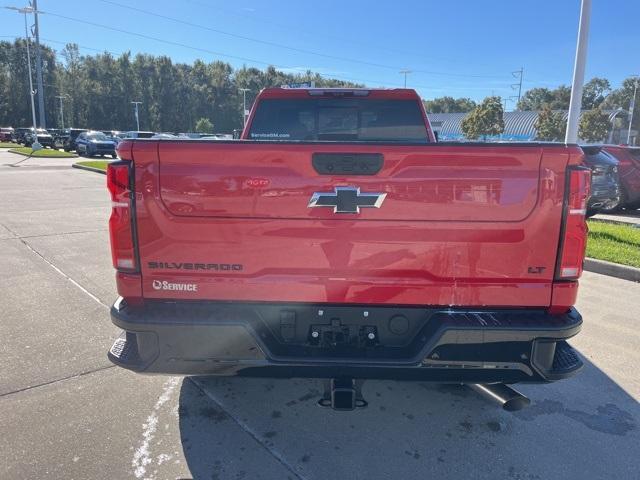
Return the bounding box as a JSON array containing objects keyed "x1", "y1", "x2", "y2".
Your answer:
[{"x1": 177, "y1": 356, "x2": 639, "y2": 480}]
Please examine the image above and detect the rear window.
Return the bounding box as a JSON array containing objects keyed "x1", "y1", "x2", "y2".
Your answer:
[{"x1": 248, "y1": 98, "x2": 429, "y2": 142}]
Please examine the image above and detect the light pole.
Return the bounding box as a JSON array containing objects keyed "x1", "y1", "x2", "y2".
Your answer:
[
  {"x1": 627, "y1": 76, "x2": 638, "y2": 145},
  {"x1": 31, "y1": 0, "x2": 45, "y2": 128},
  {"x1": 6, "y1": 6, "x2": 38, "y2": 143},
  {"x1": 239, "y1": 88, "x2": 250, "y2": 127},
  {"x1": 55, "y1": 95, "x2": 67, "y2": 129},
  {"x1": 565, "y1": 0, "x2": 592, "y2": 144},
  {"x1": 399, "y1": 69, "x2": 412, "y2": 88},
  {"x1": 131, "y1": 101, "x2": 142, "y2": 131}
]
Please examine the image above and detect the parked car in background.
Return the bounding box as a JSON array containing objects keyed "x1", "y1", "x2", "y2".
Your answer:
[
  {"x1": 150, "y1": 133, "x2": 180, "y2": 139},
  {"x1": 24, "y1": 128, "x2": 54, "y2": 148},
  {"x1": 52, "y1": 130, "x2": 68, "y2": 149},
  {"x1": 75, "y1": 131, "x2": 117, "y2": 158},
  {"x1": 122, "y1": 130, "x2": 155, "y2": 139},
  {"x1": 602, "y1": 145, "x2": 640, "y2": 211},
  {"x1": 102, "y1": 130, "x2": 125, "y2": 145},
  {"x1": 14, "y1": 127, "x2": 31, "y2": 144},
  {"x1": 0, "y1": 127, "x2": 14, "y2": 142},
  {"x1": 62, "y1": 128, "x2": 88, "y2": 152},
  {"x1": 581, "y1": 145, "x2": 621, "y2": 216},
  {"x1": 200, "y1": 133, "x2": 234, "y2": 140}
]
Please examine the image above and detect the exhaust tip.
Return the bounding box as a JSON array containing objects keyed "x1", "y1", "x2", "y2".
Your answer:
[
  {"x1": 468, "y1": 383, "x2": 530, "y2": 412},
  {"x1": 502, "y1": 396, "x2": 531, "y2": 412}
]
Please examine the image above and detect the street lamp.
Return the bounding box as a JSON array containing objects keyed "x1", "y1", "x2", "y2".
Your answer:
[
  {"x1": 5, "y1": 5, "x2": 39, "y2": 148},
  {"x1": 627, "y1": 76, "x2": 638, "y2": 145},
  {"x1": 131, "y1": 101, "x2": 142, "y2": 131},
  {"x1": 565, "y1": 0, "x2": 592, "y2": 143},
  {"x1": 55, "y1": 95, "x2": 68, "y2": 130},
  {"x1": 608, "y1": 108, "x2": 627, "y2": 144},
  {"x1": 239, "y1": 88, "x2": 250, "y2": 127}
]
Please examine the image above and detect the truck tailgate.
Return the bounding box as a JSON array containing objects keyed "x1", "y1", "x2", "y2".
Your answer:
[{"x1": 131, "y1": 141, "x2": 572, "y2": 307}]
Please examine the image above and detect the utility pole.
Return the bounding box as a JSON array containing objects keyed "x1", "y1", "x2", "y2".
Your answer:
[
  {"x1": 55, "y1": 95, "x2": 66, "y2": 129},
  {"x1": 627, "y1": 76, "x2": 638, "y2": 145},
  {"x1": 30, "y1": 0, "x2": 45, "y2": 128},
  {"x1": 565, "y1": 0, "x2": 592, "y2": 144},
  {"x1": 399, "y1": 69, "x2": 412, "y2": 88},
  {"x1": 131, "y1": 101, "x2": 142, "y2": 131},
  {"x1": 5, "y1": 6, "x2": 38, "y2": 135},
  {"x1": 510, "y1": 67, "x2": 524, "y2": 108},
  {"x1": 239, "y1": 88, "x2": 250, "y2": 127}
]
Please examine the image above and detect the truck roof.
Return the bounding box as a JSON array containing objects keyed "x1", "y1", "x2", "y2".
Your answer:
[{"x1": 257, "y1": 87, "x2": 422, "y2": 100}]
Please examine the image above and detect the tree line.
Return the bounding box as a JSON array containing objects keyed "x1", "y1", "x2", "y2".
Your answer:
[
  {"x1": 0, "y1": 40, "x2": 358, "y2": 132},
  {"x1": 1, "y1": 38, "x2": 635, "y2": 142},
  {"x1": 425, "y1": 77, "x2": 638, "y2": 142}
]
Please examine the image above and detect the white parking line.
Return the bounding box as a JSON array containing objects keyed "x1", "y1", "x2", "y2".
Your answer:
[{"x1": 132, "y1": 377, "x2": 180, "y2": 480}]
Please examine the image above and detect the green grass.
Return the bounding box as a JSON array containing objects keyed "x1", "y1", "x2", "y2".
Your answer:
[
  {"x1": 0, "y1": 142, "x2": 17, "y2": 148},
  {"x1": 75, "y1": 160, "x2": 110, "y2": 171},
  {"x1": 587, "y1": 220, "x2": 640, "y2": 268},
  {"x1": 9, "y1": 147, "x2": 76, "y2": 158}
]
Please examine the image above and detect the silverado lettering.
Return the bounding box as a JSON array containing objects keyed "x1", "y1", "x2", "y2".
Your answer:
[
  {"x1": 107, "y1": 87, "x2": 590, "y2": 412},
  {"x1": 148, "y1": 261, "x2": 243, "y2": 271}
]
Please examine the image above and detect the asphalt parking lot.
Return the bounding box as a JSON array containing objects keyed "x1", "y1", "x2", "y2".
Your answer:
[{"x1": 0, "y1": 148, "x2": 638, "y2": 480}]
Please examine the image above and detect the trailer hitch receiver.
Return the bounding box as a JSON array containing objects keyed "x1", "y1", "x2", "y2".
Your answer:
[{"x1": 318, "y1": 378, "x2": 368, "y2": 411}]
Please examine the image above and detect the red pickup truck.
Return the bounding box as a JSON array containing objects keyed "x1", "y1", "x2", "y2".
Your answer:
[{"x1": 107, "y1": 88, "x2": 589, "y2": 411}]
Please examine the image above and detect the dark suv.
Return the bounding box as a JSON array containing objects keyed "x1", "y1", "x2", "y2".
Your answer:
[
  {"x1": 75, "y1": 131, "x2": 117, "y2": 158},
  {"x1": 602, "y1": 145, "x2": 640, "y2": 211},
  {"x1": 24, "y1": 128, "x2": 54, "y2": 148},
  {"x1": 581, "y1": 145, "x2": 621, "y2": 216},
  {"x1": 14, "y1": 127, "x2": 32, "y2": 145},
  {"x1": 62, "y1": 128, "x2": 88, "y2": 152}
]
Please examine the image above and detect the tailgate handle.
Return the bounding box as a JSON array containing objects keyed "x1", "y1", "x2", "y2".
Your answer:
[{"x1": 312, "y1": 153, "x2": 383, "y2": 175}]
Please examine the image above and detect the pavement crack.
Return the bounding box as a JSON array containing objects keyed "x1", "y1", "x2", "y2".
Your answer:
[
  {"x1": 1, "y1": 222, "x2": 109, "y2": 309},
  {"x1": 0, "y1": 364, "x2": 116, "y2": 398},
  {"x1": 15, "y1": 228, "x2": 108, "y2": 240},
  {"x1": 190, "y1": 377, "x2": 309, "y2": 480}
]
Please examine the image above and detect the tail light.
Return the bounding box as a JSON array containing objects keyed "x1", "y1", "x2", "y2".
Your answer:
[
  {"x1": 555, "y1": 166, "x2": 591, "y2": 280},
  {"x1": 107, "y1": 161, "x2": 138, "y2": 272}
]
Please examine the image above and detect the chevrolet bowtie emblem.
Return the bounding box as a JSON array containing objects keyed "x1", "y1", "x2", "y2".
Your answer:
[{"x1": 308, "y1": 186, "x2": 387, "y2": 214}]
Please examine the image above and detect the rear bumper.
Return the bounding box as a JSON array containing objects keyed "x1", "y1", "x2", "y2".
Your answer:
[
  {"x1": 588, "y1": 183, "x2": 620, "y2": 211},
  {"x1": 108, "y1": 298, "x2": 583, "y2": 383},
  {"x1": 35, "y1": 137, "x2": 53, "y2": 146}
]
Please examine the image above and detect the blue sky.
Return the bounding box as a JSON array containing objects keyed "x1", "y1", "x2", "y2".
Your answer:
[{"x1": 1, "y1": 0, "x2": 638, "y2": 108}]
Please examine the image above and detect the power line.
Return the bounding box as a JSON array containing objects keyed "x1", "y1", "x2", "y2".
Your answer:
[
  {"x1": 0, "y1": 34, "x2": 125, "y2": 56},
  {"x1": 185, "y1": 0, "x2": 510, "y2": 74},
  {"x1": 184, "y1": 0, "x2": 435, "y2": 61},
  {"x1": 93, "y1": 0, "x2": 507, "y2": 80},
  {"x1": 30, "y1": 11, "x2": 472, "y2": 91},
  {"x1": 1, "y1": 28, "x2": 512, "y2": 95},
  {"x1": 2, "y1": 31, "x2": 415, "y2": 90}
]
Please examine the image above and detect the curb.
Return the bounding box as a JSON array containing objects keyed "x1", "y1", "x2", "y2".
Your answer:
[
  {"x1": 584, "y1": 258, "x2": 640, "y2": 283},
  {"x1": 590, "y1": 216, "x2": 640, "y2": 227},
  {"x1": 8, "y1": 148, "x2": 77, "y2": 159},
  {"x1": 72, "y1": 163, "x2": 107, "y2": 175}
]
